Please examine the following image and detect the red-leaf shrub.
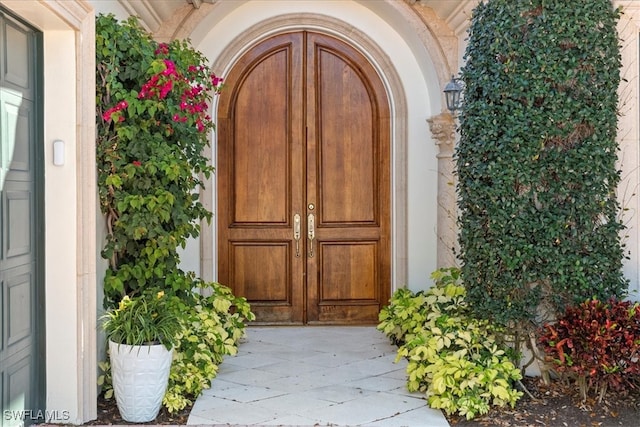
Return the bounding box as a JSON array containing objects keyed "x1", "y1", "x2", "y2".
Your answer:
[{"x1": 538, "y1": 298, "x2": 640, "y2": 401}]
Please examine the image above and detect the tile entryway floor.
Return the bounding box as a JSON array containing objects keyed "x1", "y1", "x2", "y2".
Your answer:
[{"x1": 187, "y1": 326, "x2": 449, "y2": 426}]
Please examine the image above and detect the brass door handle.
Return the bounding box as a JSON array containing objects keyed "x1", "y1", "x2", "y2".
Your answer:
[
  {"x1": 307, "y1": 213, "x2": 315, "y2": 258},
  {"x1": 293, "y1": 213, "x2": 301, "y2": 257}
]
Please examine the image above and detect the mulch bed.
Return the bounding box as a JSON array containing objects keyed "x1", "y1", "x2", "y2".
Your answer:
[
  {"x1": 82, "y1": 376, "x2": 639, "y2": 426},
  {"x1": 82, "y1": 396, "x2": 192, "y2": 425},
  {"x1": 447, "y1": 376, "x2": 640, "y2": 427}
]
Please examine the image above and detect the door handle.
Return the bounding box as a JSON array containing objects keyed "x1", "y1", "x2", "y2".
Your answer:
[
  {"x1": 307, "y1": 213, "x2": 315, "y2": 258},
  {"x1": 293, "y1": 213, "x2": 301, "y2": 257}
]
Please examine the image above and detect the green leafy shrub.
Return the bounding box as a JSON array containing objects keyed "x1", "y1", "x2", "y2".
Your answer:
[
  {"x1": 378, "y1": 268, "x2": 465, "y2": 346},
  {"x1": 164, "y1": 282, "x2": 255, "y2": 412},
  {"x1": 379, "y1": 269, "x2": 523, "y2": 420},
  {"x1": 538, "y1": 298, "x2": 640, "y2": 402},
  {"x1": 456, "y1": 0, "x2": 628, "y2": 333},
  {"x1": 97, "y1": 360, "x2": 113, "y2": 400}
]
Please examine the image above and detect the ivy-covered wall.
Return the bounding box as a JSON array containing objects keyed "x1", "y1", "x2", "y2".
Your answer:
[{"x1": 456, "y1": 0, "x2": 629, "y2": 327}]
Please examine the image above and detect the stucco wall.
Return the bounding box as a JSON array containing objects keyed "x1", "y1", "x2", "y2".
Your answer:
[{"x1": 615, "y1": 0, "x2": 640, "y2": 300}]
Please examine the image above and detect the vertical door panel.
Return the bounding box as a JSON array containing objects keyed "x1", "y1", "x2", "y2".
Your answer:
[
  {"x1": 232, "y1": 51, "x2": 290, "y2": 224},
  {"x1": 218, "y1": 33, "x2": 305, "y2": 323},
  {"x1": 305, "y1": 33, "x2": 390, "y2": 324},
  {"x1": 4, "y1": 22, "x2": 30, "y2": 91},
  {"x1": 316, "y1": 49, "x2": 376, "y2": 224}
]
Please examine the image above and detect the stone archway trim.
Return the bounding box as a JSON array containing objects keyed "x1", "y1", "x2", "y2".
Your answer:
[{"x1": 158, "y1": 0, "x2": 460, "y2": 113}]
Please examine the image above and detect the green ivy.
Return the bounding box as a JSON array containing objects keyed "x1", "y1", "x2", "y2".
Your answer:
[{"x1": 456, "y1": 0, "x2": 628, "y2": 332}]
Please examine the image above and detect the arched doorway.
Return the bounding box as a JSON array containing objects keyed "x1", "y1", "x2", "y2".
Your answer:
[{"x1": 217, "y1": 31, "x2": 391, "y2": 324}]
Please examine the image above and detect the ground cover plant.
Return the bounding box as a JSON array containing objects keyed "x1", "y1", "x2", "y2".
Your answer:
[
  {"x1": 378, "y1": 270, "x2": 640, "y2": 425},
  {"x1": 455, "y1": 0, "x2": 628, "y2": 356},
  {"x1": 96, "y1": 13, "x2": 254, "y2": 413},
  {"x1": 378, "y1": 268, "x2": 523, "y2": 420}
]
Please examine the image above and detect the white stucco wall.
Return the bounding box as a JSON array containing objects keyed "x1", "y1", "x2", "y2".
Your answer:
[
  {"x1": 187, "y1": 0, "x2": 441, "y2": 291},
  {"x1": 91, "y1": 0, "x2": 129, "y2": 20},
  {"x1": 616, "y1": 1, "x2": 640, "y2": 300},
  {"x1": 42, "y1": 29, "x2": 81, "y2": 420}
]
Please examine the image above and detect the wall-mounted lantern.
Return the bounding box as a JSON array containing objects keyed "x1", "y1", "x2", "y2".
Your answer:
[{"x1": 443, "y1": 75, "x2": 463, "y2": 113}]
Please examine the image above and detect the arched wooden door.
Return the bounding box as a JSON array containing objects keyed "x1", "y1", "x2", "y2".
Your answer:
[{"x1": 217, "y1": 31, "x2": 390, "y2": 324}]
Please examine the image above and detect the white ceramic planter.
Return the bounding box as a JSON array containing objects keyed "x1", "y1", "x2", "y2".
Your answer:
[{"x1": 109, "y1": 340, "x2": 173, "y2": 423}]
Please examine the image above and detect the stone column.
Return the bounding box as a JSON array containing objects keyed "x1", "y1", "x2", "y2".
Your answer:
[{"x1": 427, "y1": 112, "x2": 459, "y2": 268}]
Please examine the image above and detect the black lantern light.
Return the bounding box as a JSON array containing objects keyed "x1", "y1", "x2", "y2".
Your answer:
[{"x1": 443, "y1": 75, "x2": 463, "y2": 113}]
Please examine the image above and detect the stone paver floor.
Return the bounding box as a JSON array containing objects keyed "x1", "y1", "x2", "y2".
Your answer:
[{"x1": 187, "y1": 326, "x2": 449, "y2": 427}]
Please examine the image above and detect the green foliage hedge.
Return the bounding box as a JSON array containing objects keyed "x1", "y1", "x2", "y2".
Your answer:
[
  {"x1": 456, "y1": 0, "x2": 628, "y2": 328},
  {"x1": 378, "y1": 269, "x2": 523, "y2": 420}
]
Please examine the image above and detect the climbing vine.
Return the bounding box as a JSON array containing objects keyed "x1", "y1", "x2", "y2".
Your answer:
[
  {"x1": 456, "y1": 0, "x2": 628, "y2": 333},
  {"x1": 96, "y1": 14, "x2": 222, "y2": 305}
]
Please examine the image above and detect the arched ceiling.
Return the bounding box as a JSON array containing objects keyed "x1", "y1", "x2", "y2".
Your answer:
[{"x1": 114, "y1": 0, "x2": 474, "y2": 35}]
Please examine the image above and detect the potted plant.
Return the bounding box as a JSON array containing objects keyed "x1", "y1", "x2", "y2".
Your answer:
[{"x1": 101, "y1": 290, "x2": 181, "y2": 422}]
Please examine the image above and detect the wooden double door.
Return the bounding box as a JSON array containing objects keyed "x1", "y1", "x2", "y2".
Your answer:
[{"x1": 217, "y1": 32, "x2": 390, "y2": 324}]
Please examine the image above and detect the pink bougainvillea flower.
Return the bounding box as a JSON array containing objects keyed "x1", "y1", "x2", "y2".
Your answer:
[
  {"x1": 139, "y1": 75, "x2": 160, "y2": 99},
  {"x1": 212, "y1": 75, "x2": 224, "y2": 86},
  {"x1": 102, "y1": 100, "x2": 128, "y2": 122},
  {"x1": 162, "y1": 59, "x2": 177, "y2": 76},
  {"x1": 172, "y1": 114, "x2": 187, "y2": 123},
  {"x1": 195, "y1": 118, "x2": 205, "y2": 133},
  {"x1": 158, "y1": 80, "x2": 173, "y2": 99},
  {"x1": 155, "y1": 43, "x2": 169, "y2": 56},
  {"x1": 173, "y1": 113, "x2": 183, "y2": 122}
]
